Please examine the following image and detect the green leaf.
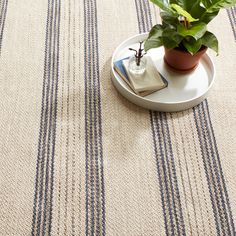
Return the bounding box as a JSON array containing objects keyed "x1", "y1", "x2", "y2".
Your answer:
[
  {"x1": 189, "y1": 2, "x2": 206, "y2": 18},
  {"x1": 182, "y1": 38, "x2": 202, "y2": 54},
  {"x1": 201, "y1": 31, "x2": 219, "y2": 54},
  {"x1": 201, "y1": 0, "x2": 236, "y2": 13},
  {"x1": 162, "y1": 28, "x2": 183, "y2": 48},
  {"x1": 200, "y1": 10, "x2": 219, "y2": 23},
  {"x1": 144, "y1": 25, "x2": 164, "y2": 51},
  {"x1": 148, "y1": 24, "x2": 163, "y2": 38},
  {"x1": 150, "y1": 0, "x2": 173, "y2": 13},
  {"x1": 177, "y1": 22, "x2": 207, "y2": 40},
  {"x1": 170, "y1": 4, "x2": 199, "y2": 22},
  {"x1": 160, "y1": 11, "x2": 178, "y2": 26},
  {"x1": 170, "y1": 0, "x2": 192, "y2": 11}
]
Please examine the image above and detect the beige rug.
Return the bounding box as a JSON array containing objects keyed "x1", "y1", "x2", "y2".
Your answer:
[{"x1": 0, "y1": 0, "x2": 236, "y2": 235}]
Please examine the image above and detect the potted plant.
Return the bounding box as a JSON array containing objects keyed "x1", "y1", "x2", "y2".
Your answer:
[{"x1": 144, "y1": 0, "x2": 236, "y2": 71}]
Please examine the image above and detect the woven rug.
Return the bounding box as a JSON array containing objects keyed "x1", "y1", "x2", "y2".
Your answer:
[{"x1": 0, "y1": 0, "x2": 236, "y2": 235}]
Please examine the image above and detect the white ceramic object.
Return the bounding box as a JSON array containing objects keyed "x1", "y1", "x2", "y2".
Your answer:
[{"x1": 111, "y1": 33, "x2": 215, "y2": 112}]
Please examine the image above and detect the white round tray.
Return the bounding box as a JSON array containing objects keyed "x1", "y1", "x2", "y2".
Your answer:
[{"x1": 111, "y1": 33, "x2": 215, "y2": 112}]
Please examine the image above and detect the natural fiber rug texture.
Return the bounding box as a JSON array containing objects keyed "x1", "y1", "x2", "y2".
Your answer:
[{"x1": 0, "y1": 0, "x2": 236, "y2": 235}]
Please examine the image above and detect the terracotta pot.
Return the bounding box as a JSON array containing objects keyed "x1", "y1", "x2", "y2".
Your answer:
[{"x1": 164, "y1": 46, "x2": 207, "y2": 72}]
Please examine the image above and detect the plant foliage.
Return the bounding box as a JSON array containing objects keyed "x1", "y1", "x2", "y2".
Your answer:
[{"x1": 145, "y1": 0, "x2": 236, "y2": 54}]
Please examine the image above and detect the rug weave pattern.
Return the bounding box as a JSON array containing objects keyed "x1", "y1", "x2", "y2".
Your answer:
[{"x1": 0, "y1": 1, "x2": 236, "y2": 235}]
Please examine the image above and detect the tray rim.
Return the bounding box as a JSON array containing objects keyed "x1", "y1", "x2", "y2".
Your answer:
[{"x1": 111, "y1": 33, "x2": 215, "y2": 111}]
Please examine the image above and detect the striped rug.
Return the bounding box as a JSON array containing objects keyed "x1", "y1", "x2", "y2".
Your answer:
[{"x1": 0, "y1": 1, "x2": 236, "y2": 235}]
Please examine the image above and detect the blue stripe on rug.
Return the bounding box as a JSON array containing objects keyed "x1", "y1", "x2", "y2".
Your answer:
[
  {"x1": 84, "y1": 0, "x2": 105, "y2": 235},
  {"x1": 0, "y1": 0, "x2": 8, "y2": 54},
  {"x1": 227, "y1": 7, "x2": 236, "y2": 40},
  {"x1": 136, "y1": 1, "x2": 186, "y2": 235},
  {"x1": 193, "y1": 100, "x2": 235, "y2": 235},
  {"x1": 31, "y1": 0, "x2": 61, "y2": 235}
]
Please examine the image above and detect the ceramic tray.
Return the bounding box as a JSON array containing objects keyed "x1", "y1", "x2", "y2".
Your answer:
[{"x1": 111, "y1": 33, "x2": 215, "y2": 112}]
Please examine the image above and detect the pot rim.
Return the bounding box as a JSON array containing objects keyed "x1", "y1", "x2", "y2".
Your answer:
[{"x1": 165, "y1": 45, "x2": 208, "y2": 55}]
